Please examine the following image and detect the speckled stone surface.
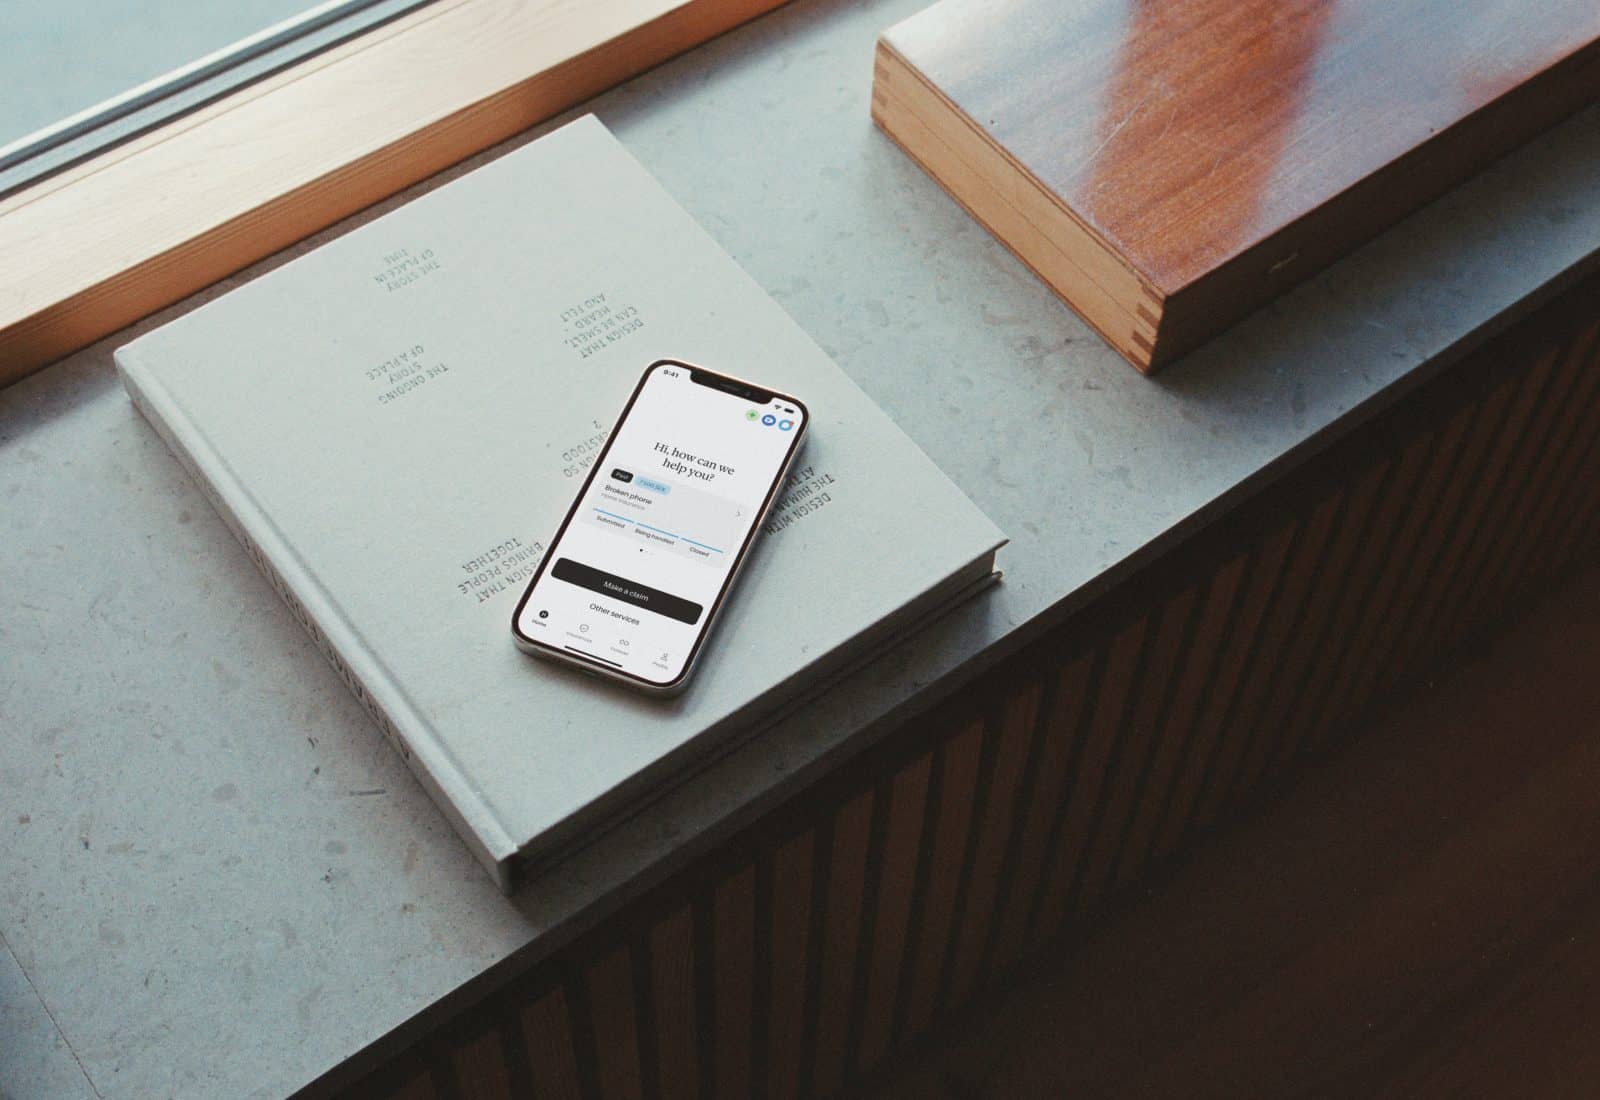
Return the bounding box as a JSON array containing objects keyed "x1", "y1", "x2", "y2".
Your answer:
[
  {"x1": 0, "y1": 936, "x2": 96, "y2": 1099},
  {"x1": 3, "y1": 0, "x2": 1598, "y2": 1096}
]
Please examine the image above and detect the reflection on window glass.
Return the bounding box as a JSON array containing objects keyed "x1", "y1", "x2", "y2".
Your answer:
[
  {"x1": 3, "y1": 0, "x2": 318, "y2": 147},
  {"x1": 0, "y1": 0, "x2": 436, "y2": 198}
]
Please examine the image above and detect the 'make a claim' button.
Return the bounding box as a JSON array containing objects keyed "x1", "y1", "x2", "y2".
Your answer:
[{"x1": 550, "y1": 558, "x2": 703, "y2": 625}]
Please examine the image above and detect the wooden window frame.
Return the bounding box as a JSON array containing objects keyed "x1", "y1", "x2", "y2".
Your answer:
[{"x1": 0, "y1": 0, "x2": 789, "y2": 387}]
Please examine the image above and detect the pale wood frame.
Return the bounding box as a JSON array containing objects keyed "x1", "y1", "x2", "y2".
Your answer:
[{"x1": 0, "y1": 0, "x2": 789, "y2": 386}]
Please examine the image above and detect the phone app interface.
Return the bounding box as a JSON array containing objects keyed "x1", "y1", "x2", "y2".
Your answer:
[{"x1": 519, "y1": 364, "x2": 805, "y2": 685}]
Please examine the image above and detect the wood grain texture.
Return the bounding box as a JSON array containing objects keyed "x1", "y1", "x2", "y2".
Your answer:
[
  {"x1": 518, "y1": 988, "x2": 582, "y2": 1100},
  {"x1": 868, "y1": 557, "x2": 1600, "y2": 1100},
  {"x1": 645, "y1": 907, "x2": 697, "y2": 1099},
  {"x1": 324, "y1": 274, "x2": 1600, "y2": 1100},
  {"x1": 875, "y1": 0, "x2": 1600, "y2": 371},
  {"x1": 0, "y1": 0, "x2": 789, "y2": 386},
  {"x1": 854, "y1": 754, "x2": 934, "y2": 1072}
]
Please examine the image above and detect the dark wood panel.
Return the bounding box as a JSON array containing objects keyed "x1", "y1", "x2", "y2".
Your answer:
[
  {"x1": 1179, "y1": 520, "x2": 1298, "y2": 839},
  {"x1": 711, "y1": 866, "x2": 756, "y2": 1099},
  {"x1": 585, "y1": 948, "x2": 643, "y2": 1100},
  {"x1": 451, "y1": 1027, "x2": 515, "y2": 1100},
  {"x1": 895, "y1": 719, "x2": 983, "y2": 1045},
  {"x1": 809, "y1": 791, "x2": 875, "y2": 1097},
  {"x1": 1084, "y1": 585, "x2": 1197, "y2": 898},
  {"x1": 1213, "y1": 487, "x2": 1347, "y2": 807},
  {"x1": 1384, "y1": 341, "x2": 1564, "y2": 675},
  {"x1": 868, "y1": 557, "x2": 1600, "y2": 1100},
  {"x1": 646, "y1": 906, "x2": 696, "y2": 1099},
  {"x1": 1138, "y1": 552, "x2": 1249, "y2": 867},
  {"x1": 520, "y1": 988, "x2": 582, "y2": 1100},
  {"x1": 1451, "y1": 317, "x2": 1600, "y2": 635},
  {"x1": 943, "y1": 684, "x2": 1040, "y2": 1007},
  {"x1": 1250, "y1": 458, "x2": 1390, "y2": 779},
  {"x1": 986, "y1": 653, "x2": 1095, "y2": 971},
  {"x1": 1035, "y1": 614, "x2": 1151, "y2": 932},
  {"x1": 765, "y1": 832, "x2": 815, "y2": 1100},
  {"x1": 853, "y1": 754, "x2": 933, "y2": 1072},
  {"x1": 328, "y1": 272, "x2": 1600, "y2": 1100},
  {"x1": 1287, "y1": 431, "x2": 1429, "y2": 755},
  {"x1": 1306, "y1": 396, "x2": 1485, "y2": 747}
]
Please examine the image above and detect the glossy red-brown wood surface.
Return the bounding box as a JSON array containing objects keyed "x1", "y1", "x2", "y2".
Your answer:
[{"x1": 885, "y1": 0, "x2": 1600, "y2": 297}]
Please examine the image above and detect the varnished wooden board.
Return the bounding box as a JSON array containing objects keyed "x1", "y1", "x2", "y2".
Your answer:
[
  {"x1": 876, "y1": 0, "x2": 1600, "y2": 372},
  {"x1": 0, "y1": 0, "x2": 789, "y2": 387}
]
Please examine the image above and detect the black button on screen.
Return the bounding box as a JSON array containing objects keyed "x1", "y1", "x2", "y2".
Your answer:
[
  {"x1": 550, "y1": 558, "x2": 704, "y2": 625},
  {"x1": 610, "y1": 468, "x2": 634, "y2": 483}
]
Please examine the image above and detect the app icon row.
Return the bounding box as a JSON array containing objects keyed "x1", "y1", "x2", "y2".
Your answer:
[{"x1": 747, "y1": 408, "x2": 794, "y2": 430}]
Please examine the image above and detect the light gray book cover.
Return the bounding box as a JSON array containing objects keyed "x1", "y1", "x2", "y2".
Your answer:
[{"x1": 116, "y1": 115, "x2": 1005, "y2": 890}]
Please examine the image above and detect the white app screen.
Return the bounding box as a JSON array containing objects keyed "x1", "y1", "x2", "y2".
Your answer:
[{"x1": 518, "y1": 364, "x2": 805, "y2": 685}]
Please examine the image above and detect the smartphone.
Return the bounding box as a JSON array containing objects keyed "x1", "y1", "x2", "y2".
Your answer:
[{"x1": 511, "y1": 359, "x2": 809, "y2": 695}]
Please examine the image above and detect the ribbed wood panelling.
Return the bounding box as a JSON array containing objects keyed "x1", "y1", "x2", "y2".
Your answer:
[{"x1": 338, "y1": 274, "x2": 1600, "y2": 1100}]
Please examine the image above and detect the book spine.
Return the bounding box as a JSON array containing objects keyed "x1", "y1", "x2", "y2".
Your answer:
[
  {"x1": 117, "y1": 350, "x2": 515, "y2": 892},
  {"x1": 195, "y1": 462, "x2": 412, "y2": 762}
]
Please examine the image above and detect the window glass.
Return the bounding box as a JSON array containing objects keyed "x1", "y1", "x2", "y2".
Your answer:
[
  {"x1": 1, "y1": 0, "x2": 434, "y2": 196},
  {"x1": 4, "y1": 1, "x2": 318, "y2": 146}
]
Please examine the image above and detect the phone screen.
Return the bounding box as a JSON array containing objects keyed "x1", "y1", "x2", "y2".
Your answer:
[{"x1": 513, "y1": 362, "x2": 808, "y2": 689}]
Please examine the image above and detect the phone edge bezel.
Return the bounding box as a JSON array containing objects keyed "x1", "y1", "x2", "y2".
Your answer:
[{"x1": 509, "y1": 358, "x2": 811, "y2": 696}]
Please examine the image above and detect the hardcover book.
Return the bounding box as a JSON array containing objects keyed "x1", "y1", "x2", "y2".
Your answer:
[
  {"x1": 116, "y1": 116, "x2": 1005, "y2": 891},
  {"x1": 874, "y1": 0, "x2": 1600, "y2": 372}
]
